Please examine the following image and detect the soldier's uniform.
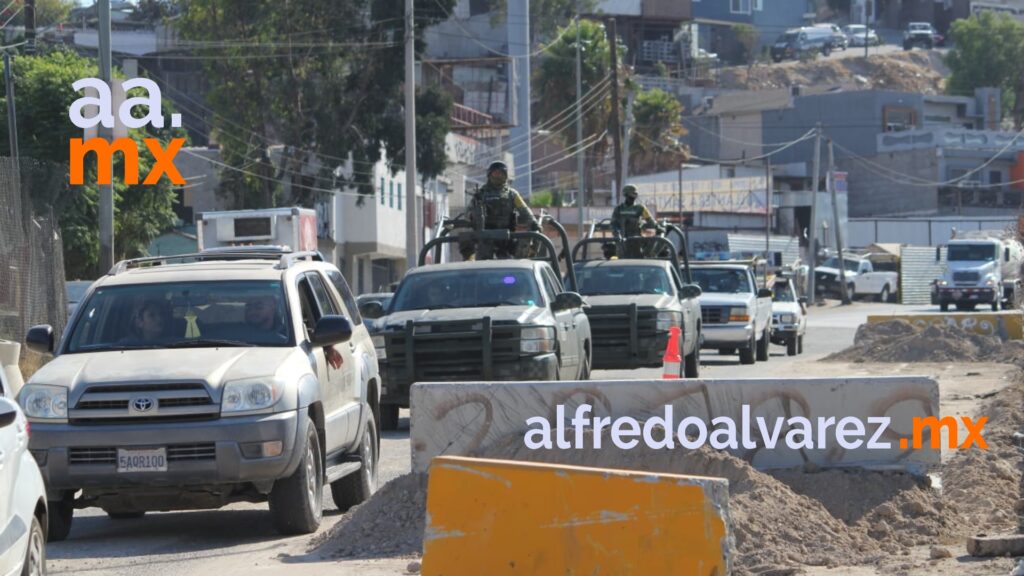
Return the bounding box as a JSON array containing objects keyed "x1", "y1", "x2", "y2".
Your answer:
[
  {"x1": 612, "y1": 184, "x2": 658, "y2": 258},
  {"x1": 460, "y1": 162, "x2": 540, "y2": 260}
]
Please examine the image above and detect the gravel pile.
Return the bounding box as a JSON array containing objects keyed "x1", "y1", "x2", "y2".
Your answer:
[
  {"x1": 319, "y1": 473, "x2": 428, "y2": 559},
  {"x1": 825, "y1": 320, "x2": 1024, "y2": 364}
]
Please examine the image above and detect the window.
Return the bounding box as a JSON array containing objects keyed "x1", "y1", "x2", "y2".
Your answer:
[
  {"x1": 731, "y1": 0, "x2": 751, "y2": 13},
  {"x1": 397, "y1": 183, "x2": 403, "y2": 210},
  {"x1": 753, "y1": 0, "x2": 763, "y2": 10},
  {"x1": 540, "y1": 268, "x2": 561, "y2": 303},
  {"x1": 307, "y1": 273, "x2": 340, "y2": 316},
  {"x1": 326, "y1": 269, "x2": 363, "y2": 325},
  {"x1": 380, "y1": 178, "x2": 385, "y2": 205},
  {"x1": 883, "y1": 106, "x2": 917, "y2": 132},
  {"x1": 389, "y1": 181, "x2": 394, "y2": 208},
  {"x1": 990, "y1": 171, "x2": 1003, "y2": 185}
]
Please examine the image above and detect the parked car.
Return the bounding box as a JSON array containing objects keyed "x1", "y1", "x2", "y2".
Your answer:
[
  {"x1": 691, "y1": 263, "x2": 773, "y2": 365},
  {"x1": 814, "y1": 253, "x2": 899, "y2": 302},
  {"x1": 844, "y1": 24, "x2": 881, "y2": 47},
  {"x1": 813, "y1": 23, "x2": 848, "y2": 50},
  {"x1": 20, "y1": 250, "x2": 380, "y2": 540},
  {"x1": 771, "y1": 27, "x2": 834, "y2": 62},
  {"x1": 903, "y1": 22, "x2": 943, "y2": 49},
  {"x1": 769, "y1": 277, "x2": 807, "y2": 356},
  {"x1": 1, "y1": 372, "x2": 48, "y2": 576}
]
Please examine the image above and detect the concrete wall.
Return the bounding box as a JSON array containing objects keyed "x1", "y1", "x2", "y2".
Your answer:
[
  {"x1": 410, "y1": 376, "x2": 941, "y2": 476},
  {"x1": 835, "y1": 149, "x2": 940, "y2": 217}
]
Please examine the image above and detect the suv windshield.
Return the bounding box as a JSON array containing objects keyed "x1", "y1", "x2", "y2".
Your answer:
[
  {"x1": 390, "y1": 268, "x2": 543, "y2": 311},
  {"x1": 66, "y1": 281, "x2": 292, "y2": 353},
  {"x1": 692, "y1": 269, "x2": 751, "y2": 294},
  {"x1": 576, "y1": 265, "x2": 673, "y2": 296},
  {"x1": 822, "y1": 257, "x2": 861, "y2": 272},
  {"x1": 772, "y1": 281, "x2": 796, "y2": 302},
  {"x1": 948, "y1": 244, "x2": 997, "y2": 262},
  {"x1": 778, "y1": 32, "x2": 799, "y2": 43}
]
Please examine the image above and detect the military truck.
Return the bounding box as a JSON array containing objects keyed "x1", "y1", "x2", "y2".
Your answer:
[
  {"x1": 571, "y1": 224, "x2": 703, "y2": 377},
  {"x1": 360, "y1": 215, "x2": 591, "y2": 430}
]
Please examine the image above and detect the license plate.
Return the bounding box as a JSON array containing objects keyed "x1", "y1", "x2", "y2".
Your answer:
[
  {"x1": 117, "y1": 448, "x2": 167, "y2": 473},
  {"x1": 952, "y1": 290, "x2": 962, "y2": 299}
]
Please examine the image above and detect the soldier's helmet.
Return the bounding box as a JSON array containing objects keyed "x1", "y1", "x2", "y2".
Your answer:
[
  {"x1": 623, "y1": 184, "x2": 639, "y2": 199},
  {"x1": 487, "y1": 161, "x2": 509, "y2": 175}
]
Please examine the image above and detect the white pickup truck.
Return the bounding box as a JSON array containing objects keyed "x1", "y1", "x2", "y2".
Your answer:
[
  {"x1": 691, "y1": 263, "x2": 774, "y2": 365},
  {"x1": 814, "y1": 254, "x2": 899, "y2": 302}
]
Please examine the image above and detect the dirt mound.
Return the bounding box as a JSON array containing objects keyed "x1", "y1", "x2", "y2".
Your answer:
[
  {"x1": 717, "y1": 51, "x2": 947, "y2": 94},
  {"x1": 825, "y1": 320, "x2": 1024, "y2": 364},
  {"x1": 319, "y1": 473, "x2": 428, "y2": 559}
]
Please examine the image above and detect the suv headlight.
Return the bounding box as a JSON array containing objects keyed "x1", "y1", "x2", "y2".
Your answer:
[
  {"x1": 521, "y1": 326, "x2": 555, "y2": 354},
  {"x1": 779, "y1": 313, "x2": 796, "y2": 324},
  {"x1": 728, "y1": 307, "x2": 750, "y2": 322},
  {"x1": 19, "y1": 385, "x2": 68, "y2": 421},
  {"x1": 937, "y1": 279, "x2": 948, "y2": 287},
  {"x1": 656, "y1": 311, "x2": 682, "y2": 331},
  {"x1": 984, "y1": 277, "x2": 997, "y2": 287},
  {"x1": 222, "y1": 377, "x2": 284, "y2": 415},
  {"x1": 372, "y1": 335, "x2": 387, "y2": 360}
]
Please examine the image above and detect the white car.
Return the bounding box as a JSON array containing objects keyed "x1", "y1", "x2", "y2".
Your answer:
[
  {"x1": 844, "y1": 25, "x2": 880, "y2": 47},
  {"x1": 769, "y1": 277, "x2": 807, "y2": 356},
  {"x1": 1, "y1": 373, "x2": 47, "y2": 576}
]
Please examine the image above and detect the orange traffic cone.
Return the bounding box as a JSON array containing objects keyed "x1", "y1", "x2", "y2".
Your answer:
[{"x1": 662, "y1": 326, "x2": 682, "y2": 379}]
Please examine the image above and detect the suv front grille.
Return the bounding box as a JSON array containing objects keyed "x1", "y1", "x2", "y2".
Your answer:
[
  {"x1": 68, "y1": 443, "x2": 217, "y2": 465},
  {"x1": 701, "y1": 306, "x2": 728, "y2": 324},
  {"x1": 384, "y1": 319, "x2": 521, "y2": 381},
  {"x1": 586, "y1": 305, "x2": 659, "y2": 344},
  {"x1": 953, "y1": 271, "x2": 979, "y2": 284},
  {"x1": 70, "y1": 382, "x2": 217, "y2": 424}
]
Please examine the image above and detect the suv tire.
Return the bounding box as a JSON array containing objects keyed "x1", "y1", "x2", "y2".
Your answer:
[
  {"x1": 269, "y1": 420, "x2": 323, "y2": 535},
  {"x1": 756, "y1": 327, "x2": 770, "y2": 361},
  {"x1": 739, "y1": 333, "x2": 756, "y2": 365},
  {"x1": 380, "y1": 404, "x2": 400, "y2": 431},
  {"x1": 22, "y1": 516, "x2": 45, "y2": 576},
  {"x1": 787, "y1": 337, "x2": 798, "y2": 356},
  {"x1": 47, "y1": 495, "x2": 73, "y2": 542},
  {"x1": 684, "y1": 342, "x2": 700, "y2": 378},
  {"x1": 331, "y1": 410, "x2": 378, "y2": 512}
]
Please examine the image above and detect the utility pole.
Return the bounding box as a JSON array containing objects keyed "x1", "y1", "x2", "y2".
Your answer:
[
  {"x1": 764, "y1": 158, "x2": 771, "y2": 288},
  {"x1": 25, "y1": 0, "x2": 36, "y2": 55},
  {"x1": 607, "y1": 18, "x2": 623, "y2": 195},
  {"x1": 829, "y1": 138, "x2": 850, "y2": 304},
  {"x1": 807, "y1": 125, "x2": 821, "y2": 301},
  {"x1": 99, "y1": 0, "x2": 114, "y2": 273},
  {"x1": 575, "y1": 2, "x2": 585, "y2": 240},
  {"x1": 863, "y1": 22, "x2": 869, "y2": 59},
  {"x1": 622, "y1": 89, "x2": 635, "y2": 184},
  {"x1": 677, "y1": 163, "x2": 683, "y2": 224},
  {"x1": 404, "y1": 0, "x2": 418, "y2": 271},
  {"x1": 3, "y1": 54, "x2": 17, "y2": 160}
]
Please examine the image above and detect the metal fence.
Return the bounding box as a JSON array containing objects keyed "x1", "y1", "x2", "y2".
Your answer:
[
  {"x1": 0, "y1": 157, "x2": 68, "y2": 347},
  {"x1": 900, "y1": 245, "x2": 946, "y2": 306}
]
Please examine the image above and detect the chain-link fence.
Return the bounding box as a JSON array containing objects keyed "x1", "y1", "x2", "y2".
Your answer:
[{"x1": 0, "y1": 157, "x2": 69, "y2": 353}]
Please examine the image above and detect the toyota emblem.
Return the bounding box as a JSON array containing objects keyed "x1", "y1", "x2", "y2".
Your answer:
[{"x1": 131, "y1": 397, "x2": 155, "y2": 412}]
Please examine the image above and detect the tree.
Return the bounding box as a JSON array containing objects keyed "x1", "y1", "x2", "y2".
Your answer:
[
  {"x1": 489, "y1": 0, "x2": 598, "y2": 44},
  {"x1": 0, "y1": 49, "x2": 183, "y2": 278},
  {"x1": 946, "y1": 12, "x2": 1024, "y2": 128},
  {"x1": 534, "y1": 19, "x2": 627, "y2": 199},
  {"x1": 629, "y1": 88, "x2": 688, "y2": 174},
  {"x1": 732, "y1": 24, "x2": 758, "y2": 68},
  {"x1": 8, "y1": 0, "x2": 74, "y2": 28},
  {"x1": 176, "y1": 0, "x2": 453, "y2": 210}
]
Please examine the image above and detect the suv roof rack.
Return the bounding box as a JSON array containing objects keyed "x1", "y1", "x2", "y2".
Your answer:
[{"x1": 109, "y1": 249, "x2": 323, "y2": 275}]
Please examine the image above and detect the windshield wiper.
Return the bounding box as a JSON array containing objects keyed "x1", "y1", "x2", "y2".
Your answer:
[
  {"x1": 474, "y1": 301, "x2": 527, "y2": 307},
  {"x1": 165, "y1": 339, "x2": 251, "y2": 348}
]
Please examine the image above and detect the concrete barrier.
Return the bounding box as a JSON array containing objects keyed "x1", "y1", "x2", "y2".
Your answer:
[
  {"x1": 422, "y1": 456, "x2": 731, "y2": 576},
  {"x1": 410, "y1": 377, "x2": 940, "y2": 476},
  {"x1": 867, "y1": 311, "x2": 1023, "y2": 340}
]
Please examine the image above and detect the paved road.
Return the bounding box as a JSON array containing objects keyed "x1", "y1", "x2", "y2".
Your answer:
[{"x1": 46, "y1": 301, "x2": 907, "y2": 575}]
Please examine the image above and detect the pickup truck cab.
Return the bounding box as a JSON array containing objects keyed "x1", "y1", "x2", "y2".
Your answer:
[
  {"x1": 20, "y1": 250, "x2": 380, "y2": 540},
  {"x1": 691, "y1": 263, "x2": 773, "y2": 365},
  {"x1": 367, "y1": 259, "x2": 591, "y2": 430},
  {"x1": 815, "y1": 254, "x2": 898, "y2": 302}
]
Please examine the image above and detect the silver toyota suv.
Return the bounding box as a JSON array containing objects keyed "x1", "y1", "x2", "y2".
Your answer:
[{"x1": 19, "y1": 250, "x2": 380, "y2": 541}]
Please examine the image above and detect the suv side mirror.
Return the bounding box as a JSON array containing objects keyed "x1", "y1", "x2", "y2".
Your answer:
[
  {"x1": 26, "y1": 325, "x2": 54, "y2": 354},
  {"x1": 757, "y1": 288, "x2": 773, "y2": 298},
  {"x1": 310, "y1": 315, "x2": 353, "y2": 346},
  {"x1": 798, "y1": 296, "x2": 808, "y2": 305},
  {"x1": 679, "y1": 284, "x2": 702, "y2": 300},
  {"x1": 552, "y1": 292, "x2": 585, "y2": 312},
  {"x1": 359, "y1": 301, "x2": 386, "y2": 319},
  {"x1": 0, "y1": 401, "x2": 16, "y2": 428}
]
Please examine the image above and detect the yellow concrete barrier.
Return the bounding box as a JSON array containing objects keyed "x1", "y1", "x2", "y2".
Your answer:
[
  {"x1": 422, "y1": 456, "x2": 730, "y2": 576},
  {"x1": 867, "y1": 311, "x2": 1023, "y2": 340}
]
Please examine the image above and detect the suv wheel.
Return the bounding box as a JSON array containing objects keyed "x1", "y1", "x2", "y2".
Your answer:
[
  {"x1": 787, "y1": 337, "x2": 798, "y2": 356},
  {"x1": 47, "y1": 495, "x2": 74, "y2": 542},
  {"x1": 331, "y1": 410, "x2": 378, "y2": 512},
  {"x1": 756, "y1": 327, "x2": 770, "y2": 362},
  {"x1": 878, "y1": 285, "x2": 890, "y2": 303},
  {"x1": 684, "y1": 340, "x2": 700, "y2": 378},
  {"x1": 22, "y1": 516, "x2": 45, "y2": 576},
  {"x1": 577, "y1": 346, "x2": 591, "y2": 380},
  {"x1": 739, "y1": 333, "x2": 756, "y2": 365},
  {"x1": 380, "y1": 404, "x2": 400, "y2": 431},
  {"x1": 269, "y1": 420, "x2": 323, "y2": 535}
]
